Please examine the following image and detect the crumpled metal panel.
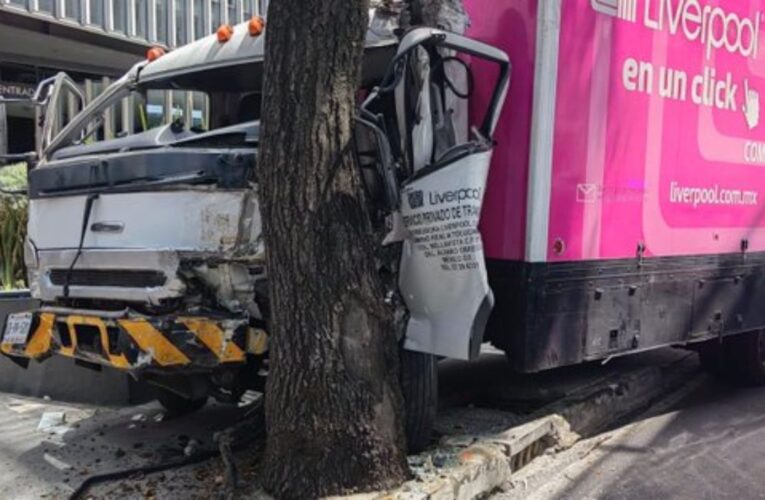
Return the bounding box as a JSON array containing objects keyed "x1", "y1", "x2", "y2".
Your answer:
[
  {"x1": 0, "y1": 311, "x2": 252, "y2": 373},
  {"x1": 398, "y1": 150, "x2": 495, "y2": 361}
]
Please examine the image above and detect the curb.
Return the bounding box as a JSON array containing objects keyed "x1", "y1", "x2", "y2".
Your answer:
[{"x1": 356, "y1": 354, "x2": 699, "y2": 500}]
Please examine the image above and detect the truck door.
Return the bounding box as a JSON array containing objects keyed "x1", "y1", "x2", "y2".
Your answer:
[{"x1": 360, "y1": 28, "x2": 510, "y2": 360}]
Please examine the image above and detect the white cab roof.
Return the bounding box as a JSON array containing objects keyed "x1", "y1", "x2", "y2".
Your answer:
[{"x1": 139, "y1": 18, "x2": 397, "y2": 84}]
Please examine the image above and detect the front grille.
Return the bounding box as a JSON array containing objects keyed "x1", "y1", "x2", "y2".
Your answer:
[{"x1": 49, "y1": 269, "x2": 167, "y2": 288}]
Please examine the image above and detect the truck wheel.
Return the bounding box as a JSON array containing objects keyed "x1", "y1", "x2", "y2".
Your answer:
[
  {"x1": 400, "y1": 349, "x2": 438, "y2": 453},
  {"x1": 725, "y1": 330, "x2": 765, "y2": 386},
  {"x1": 697, "y1": 341, "x2": 726, "y2": 377},
  {"x1": 155, "y1": 389, "x2": 208, "y2": 415},
  {"x1": 698, "y1": 330, "x2": 765, "y2": 386}
]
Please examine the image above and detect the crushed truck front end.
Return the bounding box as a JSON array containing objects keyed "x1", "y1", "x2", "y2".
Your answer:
[
  {"x1": 1, "y1": 310, "x2": 267, "y2": 372},
  {"x1": 1, "y1": 24, "x2": 274, "y2": 406},
  {"x1": 1, "y1": 19, "x2": 402, "y2": 408}
]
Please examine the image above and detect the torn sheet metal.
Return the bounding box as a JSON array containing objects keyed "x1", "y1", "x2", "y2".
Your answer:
[
  {"x1": 399, "y1": 150, "x2": 494, "y2": 361},
  {"x1": 420, "y1": 0, "x2": 471, "y2": 34}
]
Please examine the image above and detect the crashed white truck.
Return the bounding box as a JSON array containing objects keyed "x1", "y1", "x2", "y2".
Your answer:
[{"x1": 0, "y1": 19, "x2": 510, "y2": 451}]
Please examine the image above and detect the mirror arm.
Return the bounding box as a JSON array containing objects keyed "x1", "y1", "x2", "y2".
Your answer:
[{"x1": 0, "y1": 152, "x2": 37, "y2": 166}]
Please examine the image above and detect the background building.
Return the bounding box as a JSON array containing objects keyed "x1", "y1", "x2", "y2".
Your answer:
[{"x1": 0, "y1": 0, "x2": 267, "y2": 156}]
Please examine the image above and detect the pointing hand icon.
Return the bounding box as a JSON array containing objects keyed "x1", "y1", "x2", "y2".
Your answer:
[{"x1": 744, "y1": 79, "x2": 760, "y2": 130}]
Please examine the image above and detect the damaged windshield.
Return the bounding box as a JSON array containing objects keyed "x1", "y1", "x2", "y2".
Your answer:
[{"x1": 43, "y1": 63, "x2": 262, "y2": 162}]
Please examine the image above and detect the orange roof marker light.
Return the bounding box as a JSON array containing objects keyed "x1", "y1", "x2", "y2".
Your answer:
[
  {"x1": 248, "y1": 16, "x2": 265, "y2": 37},
  {"x1": 146, "y1": 46, "x2": 166, "y2": 62},
  {"x1": 217, "y1": 24, "x2": 234, "y2": 43}
]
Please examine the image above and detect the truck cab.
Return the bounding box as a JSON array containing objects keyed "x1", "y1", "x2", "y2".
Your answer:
[
  {"x1": 0, "y1": 14, "x2": 511, "y2": 451},
  {"x1": 9, "y1": 22, "x2": 280, "y2": 410}
]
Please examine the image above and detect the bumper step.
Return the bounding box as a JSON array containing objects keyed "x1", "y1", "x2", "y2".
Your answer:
[{"x1": 0, "y1": 312, "x2": 267, "y2": 373}]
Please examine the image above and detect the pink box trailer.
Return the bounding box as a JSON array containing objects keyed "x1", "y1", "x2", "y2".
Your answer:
[{"x1": 462, "y1": 0, "x2": 765, "y2": 372}]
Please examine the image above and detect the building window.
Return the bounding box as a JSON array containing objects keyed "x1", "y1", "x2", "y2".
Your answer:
[
  {"x1": 175, "y1": 0, "x2": 187, "y2": 46},
  {"x1": 193, "y1": 0, "x2": 205, "y2": 39},
  {"x1": 226, "y1": 0, "x2": 237, "y2": 24},
  {"x1": 211, "y1": 0, "x2": 222, "y2": 29},
  {"x1": 135, "y1": 0, "x2": 149, "y2": 38},
  {"x1": 156, "y1": 0, "x2": 168, "y2": 44},
  {"x1": 192, "y1": 92, "x2": 207, "y2": 129},
  {"x1": 112, "y1": 0, "x2": 127, "y2": 32},
  {"x1": 243, "y1": 0, "x2": 257, "y2": 20},
  {"x1": 89, "y1": 0, "x2": 105, "y2": 27},
  {"x1": 144, "y1": 91, "x2": 167, "y2": 129},
  {"x1": 172, "y1": 91, "x2": 187, "y2": 122},
  {"x1": 37, "y1": 0, "x2": 54, "y2": 13},
  {"x1": 64, "y1": 0, "x2": 81, "y2": 20},
  {"x1": 7, "y1": 0, "x2": 29, "y2": 9}
]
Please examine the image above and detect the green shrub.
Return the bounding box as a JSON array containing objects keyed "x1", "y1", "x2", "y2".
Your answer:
[
  {"x1": 0, "y1": 163, "x2": 28, "y2": 290},
  {"x1": 0, "y1": 163, "x2": 27, "y2": 191}
]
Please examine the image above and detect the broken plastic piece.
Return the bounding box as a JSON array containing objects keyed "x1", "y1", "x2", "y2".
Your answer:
[
  {"x1": 37, "y1": 412, "x2": 68, "y2": 434},
  {"x1": 383, "y1": 211, "x2": 411, "y2": 246}
]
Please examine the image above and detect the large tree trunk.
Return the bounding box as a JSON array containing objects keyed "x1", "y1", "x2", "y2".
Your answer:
[{"x1": 258, "y1": 1, "x2": 409, "y2": 498}]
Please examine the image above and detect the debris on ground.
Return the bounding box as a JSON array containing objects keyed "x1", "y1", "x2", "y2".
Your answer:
[
  {"x1": 0, "y1": 349, "x2": 699, "y2": 500},
  {"x1": 183, "y1": 439, "x2": 200, "y2": 457},
  {"x1": 37, "y1": 412, "x2": 69, "y2": 434}
]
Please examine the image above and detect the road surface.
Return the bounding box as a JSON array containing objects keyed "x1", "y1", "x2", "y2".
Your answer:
[{"x1": 510, "y1": 375, "x2": 765, "y2": 500}]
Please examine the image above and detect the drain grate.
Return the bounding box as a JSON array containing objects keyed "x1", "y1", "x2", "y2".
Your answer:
[{"x1": 509, "y1": 435, "x2": 552, "y2": 472}]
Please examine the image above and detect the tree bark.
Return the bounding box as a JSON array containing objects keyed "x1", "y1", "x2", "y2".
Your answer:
[
  {"x1": 258, "y1": 1, "x2": 409, "y2": 498},
  {"x1": 408, "y1": 0, "x2": 469, "y2": 32}
]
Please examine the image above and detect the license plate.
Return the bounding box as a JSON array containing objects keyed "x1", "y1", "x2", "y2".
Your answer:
[{"x1": 3, "y1": 313, "x2": 33, "y2": 345}]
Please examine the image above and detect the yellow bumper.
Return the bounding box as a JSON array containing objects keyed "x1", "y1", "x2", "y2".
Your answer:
[{"x1": 1, "y1": 312, "x2": 268, "y2": 372}]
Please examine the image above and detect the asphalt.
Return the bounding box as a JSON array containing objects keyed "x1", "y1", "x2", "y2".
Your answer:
[{"x1": 504, "y1": 375, "x2": 765, "y2": 500}]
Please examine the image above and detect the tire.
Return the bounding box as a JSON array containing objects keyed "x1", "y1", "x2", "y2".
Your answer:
[
  {"x1": 697, "y1": 341, "x2": 726, "y2": 377},
  {"x1": 400, "y1": 349, "x2": 438, "y2": 454},
  {"x1": 155, "y1": 388, "x2": 208, "y2": 415},
  {"x1": 699, "y1": 330, "x2": 765, "y2": 386},
  {"x1": 726, "y1": 330, "x2": 765, "y2": 386}
]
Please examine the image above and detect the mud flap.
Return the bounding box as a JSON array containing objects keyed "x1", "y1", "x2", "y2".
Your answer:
[{"x1": 398, "y1": 150, "x2": 494, "y2": 360}]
